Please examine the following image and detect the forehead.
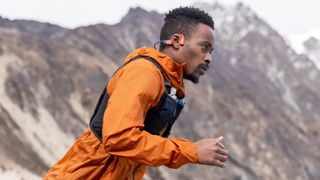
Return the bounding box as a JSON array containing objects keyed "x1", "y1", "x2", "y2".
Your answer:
[{"x1": 189, "y1": 23, "x2": 215, "y2": 44}]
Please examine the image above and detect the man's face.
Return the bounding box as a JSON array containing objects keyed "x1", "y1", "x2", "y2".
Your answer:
[{"x1": 181, "y1": 23, "x2": 215, "y2": 83}]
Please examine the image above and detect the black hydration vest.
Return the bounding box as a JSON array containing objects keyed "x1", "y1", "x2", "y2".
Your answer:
[{"x1": 89, "y1": 56, "x2": 185, "y2": 142}]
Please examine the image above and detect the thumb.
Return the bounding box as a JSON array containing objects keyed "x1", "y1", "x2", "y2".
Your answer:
[
  {"x1": 217, "y1": 136, "x2": 223, "y2": 142},
  {"x1": 216, "y1": 136, "x2": 225, "y2": 148}
]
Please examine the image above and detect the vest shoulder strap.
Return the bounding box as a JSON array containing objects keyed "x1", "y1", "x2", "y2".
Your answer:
[{"x1": 113, "y1": 55, "x2": 170, "y2": 86}]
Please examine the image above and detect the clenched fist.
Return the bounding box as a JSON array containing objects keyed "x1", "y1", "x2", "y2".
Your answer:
[{"x1": 194, "y1": 136, "x2": 229, "y2": 168}]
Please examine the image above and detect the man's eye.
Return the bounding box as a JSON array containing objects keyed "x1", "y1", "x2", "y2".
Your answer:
[
  {"x1": 209, "y1": 47, "x2": 214, "y2": 54},
  {"x1": 202, "y1": 44, "x2": 208, "y2": 51},
  {"x1": 202, "y1": 44, "x2": 213, "y2": 54}
]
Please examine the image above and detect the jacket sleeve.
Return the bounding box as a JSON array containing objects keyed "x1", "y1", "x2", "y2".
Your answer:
[{"x1": 102, "y1": 62, "x2": 199, "y2": 168}]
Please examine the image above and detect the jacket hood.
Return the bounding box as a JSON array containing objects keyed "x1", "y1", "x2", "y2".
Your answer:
[{"x1": 124, "y1": 47, "x2": 186, "y2": 96}]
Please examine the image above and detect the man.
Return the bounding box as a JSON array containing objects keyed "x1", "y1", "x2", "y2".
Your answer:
[{"x1": 44, "y1": 7, "x2": 229, "y2": 180}]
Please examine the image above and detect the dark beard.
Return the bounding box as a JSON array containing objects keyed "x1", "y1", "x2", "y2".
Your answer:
[
  {"x1": 183, "y1": 63, "x2": 209, "y2": 84},
  {"x1": 183, "y1": 72, "x2": 200, "y2": 84}
]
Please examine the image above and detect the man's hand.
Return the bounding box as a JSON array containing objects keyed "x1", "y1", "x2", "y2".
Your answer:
[{"x1": 194, "y1": 136, "x2": 229, "y2": 168}]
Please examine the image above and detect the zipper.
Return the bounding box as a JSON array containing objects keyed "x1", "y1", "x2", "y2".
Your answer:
[{"x1": 132, "y1": 164, "x2": 141, "y2": 180}]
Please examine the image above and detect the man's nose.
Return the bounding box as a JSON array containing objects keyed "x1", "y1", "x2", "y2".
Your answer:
[{"x1": 204, "y1": 53, "x2": 212, "y2": 64}]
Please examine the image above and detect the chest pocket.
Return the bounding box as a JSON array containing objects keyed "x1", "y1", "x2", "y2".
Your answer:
[{"x1": 89, "y1": 55, "x2": 185, "y2": 141}]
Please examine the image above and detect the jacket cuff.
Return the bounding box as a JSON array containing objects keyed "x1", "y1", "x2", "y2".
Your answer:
[
  {"x1": 183, "y1": 140, "x2": 199, "y2": 163},
  {"x1": 167, "y1": 138, "x2": 199, "y2": 168}
]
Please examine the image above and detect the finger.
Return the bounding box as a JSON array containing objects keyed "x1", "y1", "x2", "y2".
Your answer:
[
  {"x1": 213, "y1": 159, "x2": 225, "y2": 168},
  {"x1": 216, "y1": 154, "x2": 228, "y2": 162},
  {"x1": 217, "y1": 148, "x2": 229, "y2": 156},
  {"x1": 217, "y1": 141, "x2": 225, "y2": 149}
]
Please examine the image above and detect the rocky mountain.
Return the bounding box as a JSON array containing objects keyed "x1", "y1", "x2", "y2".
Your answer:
[
  {"x1": 0, "y1": 2, "x2": 319, "y2": 180},
  {"x1": 289, "y1": 27, "x2": 320, "y2": 70},
  {"x1": 302, "y1": 37, "x2": 320, "y2": 70}
]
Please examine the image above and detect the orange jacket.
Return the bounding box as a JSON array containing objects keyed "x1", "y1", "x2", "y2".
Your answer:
[{"x1": 43, "y1": 47, "x2": 199, "y2": 180}]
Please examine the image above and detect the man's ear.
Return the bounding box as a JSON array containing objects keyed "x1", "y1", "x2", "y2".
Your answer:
[
  {"x1": 179, "y1": 35, "x2": 185, "y2": 46},
  {"x1": 171, "y1": 34, "x2": 185, "y2": 48}
]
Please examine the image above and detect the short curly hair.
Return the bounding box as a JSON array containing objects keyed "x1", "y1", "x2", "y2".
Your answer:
[{"x1": 160, "y1": 7, "x2": 214, "y2": 42}]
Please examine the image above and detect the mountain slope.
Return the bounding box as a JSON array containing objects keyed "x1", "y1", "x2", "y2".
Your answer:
[{"x1": 0, "y1": 3, "x2": 319, "y2": 180}]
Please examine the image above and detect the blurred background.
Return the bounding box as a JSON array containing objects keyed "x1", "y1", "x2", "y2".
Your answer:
[{"x1": 0, "y1": 0, "x2": 319, "y2": 179}]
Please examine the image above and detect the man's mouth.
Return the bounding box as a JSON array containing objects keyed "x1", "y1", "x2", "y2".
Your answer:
[{"x1": 198, "y1": 64, "x2": 209, "y2": 75}]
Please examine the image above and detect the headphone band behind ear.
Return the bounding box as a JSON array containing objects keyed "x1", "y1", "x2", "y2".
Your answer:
[
  {"x1": 165, "y1": 40, "x2": 173, "y2": 45},
  {"x1": 154, "y1": 34, "x2": 184, "y2": 49}
]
